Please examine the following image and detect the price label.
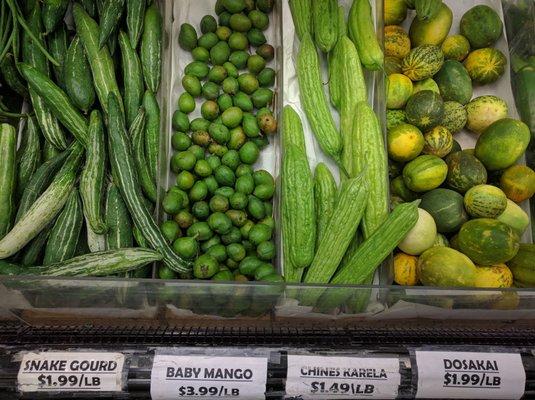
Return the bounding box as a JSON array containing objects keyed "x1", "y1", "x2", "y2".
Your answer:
[
  {"x1": 150, "y1": 355, "x2": 268, "y2": 399},
  {"x1": 285, "y1": 355, "x2": 400, "y2": 399},
  {"x1": 17, "y1": 351, "x2": 125, "y2": 393},
  {"x1": 415, "y1": 350, "x2": 526, "y2": 399}
]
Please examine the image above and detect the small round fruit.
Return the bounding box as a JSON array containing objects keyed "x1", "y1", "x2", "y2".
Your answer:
[
  {"x1": 161, "y1": 220, "x2": 181, "y2": 243},
  {"x1": 193, "y1": 254, "x2": 219, "y2": 279},
  {"x1": 208, "y1": 212, "x2": 233, "y2": 235},
  {"x1": 398, "y1": 208, "x2": 437, "y2": 255},
  {"x1": 422, "y1": 126, "x2": 453, "y2": 158},
  {"x1": 441, "y1": 35, "x2": 471, "y2": 62},
  {"x1": 172, "y1": 237, "x2": 199, "y2": 259},
  {"x1": 239, "y1": 141, "x2": 260, "y2": 164},
  {"x1": 500, "y1": 165, "x2": 535, "y2": 203},
  {"x1": 393, "y1": 252, "x2": 419, "y2": 286},
  {"x1": 387, "y1": 73, "x2": 413, "y2": 109},
  {"x1": 387, "y1": 123, "x2": 424, "y2": 162}
]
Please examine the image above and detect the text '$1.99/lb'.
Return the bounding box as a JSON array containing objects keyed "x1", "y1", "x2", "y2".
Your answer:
[
  {"x1": 415, "y1": 350, "x2": 526, "y2": 399},
  {"x1": 17, "y1": 351, "x2": 125, "y2": 393}
]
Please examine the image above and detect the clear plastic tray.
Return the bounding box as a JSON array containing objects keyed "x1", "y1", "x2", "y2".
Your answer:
[{"x1": 0, "y1": 0, "x2": 534, "y2": 326}]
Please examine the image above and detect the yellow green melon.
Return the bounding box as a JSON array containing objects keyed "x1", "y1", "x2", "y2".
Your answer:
[
  {"x1": 441, "y1": 34, "x2": 471, "y2": 61},
  {"x1": 499, "y1": 164, "x2": 535, "y2": 203},
  {"x1": 422, "y1": 125, "x2": 453, "y2": 158},
  {"x1": 387, "y1": 73, "x2": 414, "y2": 109},
  {"x1": 384, "y1": 25, "x2": 411, "y2": 59},
  {"x1": 387, "y1": 123, "x2": 424, "y2": 162}
]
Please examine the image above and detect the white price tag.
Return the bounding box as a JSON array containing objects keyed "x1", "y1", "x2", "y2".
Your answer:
[
  {"x1": 150, "y1": 355, "x2": 268, "y2": 399},
  {"x1": 17, "y1": 351, "x2": 125, "y2": 393},
  {"x1": 285, "y1": 355, "x2": 400, "y2": 399},
  {"x1": 415, "y1": 350, "x2": 526, "y2": 399}
]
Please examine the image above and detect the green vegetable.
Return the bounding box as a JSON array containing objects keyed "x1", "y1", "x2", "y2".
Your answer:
[
  {"x1": 418, "y1": 247, "x2": 477, "y2": 287},
  {"x1": 464, "y1": 184, "x2": 507, "y2": 219},
  {"x1": 19, "y1": 63, "x2": 89, "y2": 146},
  {"x1": 42, "y1": 0, "x2": 69, "y2": 34},
  {"x1": 0, "y1": 53, "x2": 29, "y2": 98},
  {"x1": 312, "y1": 0, "x2": 338, "y2": 53},
  {"x1": 289, "y1": 0, "x2": 313, "y2": 41},
  {"x1": 43, "y1": 188, "x2": 83, "y2": 265},
  {"x1": 282, "y1": 143, "x2": 315, "y2": 279},
  {"x1": 47, "y1": 23, "x2": 68, "y2": 87},
  {"x1": 313, "y1": 163, "x2": 337, "y2": 248},
  {"x1": 106, "y1": 93, "x2": 190, "y2": 273},
  {"x1": 297, "y1": 34, "x2": 343, "y2": 169},
  {"x1": 143, "y1": 89, "x2": 160, "y2": 181},
  {"x1": 0, "y1": 248, "x2": 162, "y2": 276},
  {"x1": 140, "y1": 3, "x2": 162, "y2": 93},
  {"x1": 126, "y1": 0, "x2": 146, "y2": 49},
  {"x1": 98, "y1": 0, "x2": 125, "y2": 49},
  {"x1": 348, "y1": 0, "x2": 383, "y2": 70},
  {"x1": 23, "y1": 4, "x2": 68, "y2": 150},
  {"x1": 16, "y1": 117, "x2": 41, "y2": 200},
  {"x1": 105, "y1": 183, "x2": 133, "y2": 249},
  {"x1": 0, "y1": 143, "x2": 84, "y2": 259},
  {"x1": 118, "y1": 31, "x2": 144, "y2": 128},
  {"x1": 64, "y1": 36, "x2": 96, "y2": 113},
  {"x1": 16, "y1": 149, "x2": 69, "y2": 223},
  {"x1": 305, "y1": 174, "x2": 368, "y2": 287},
  {"x1": 332, "y1": 200, "x2": 420, "y2": 285},
  {"x1": 72, "y1": 3, "x2": 123, "y2": 115},
  {"x1": 130, "y1": 107, "x2": 157, "y2": 203},
  {"x1": 0, "y1": 124, "x2": 17, "y2": 239},
  {"x1": 80, "y1": 110, "x2": 107, "y2": 234},
  {"x1": 351, "y1": 102, "x2": 389, "y2": 238}
]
